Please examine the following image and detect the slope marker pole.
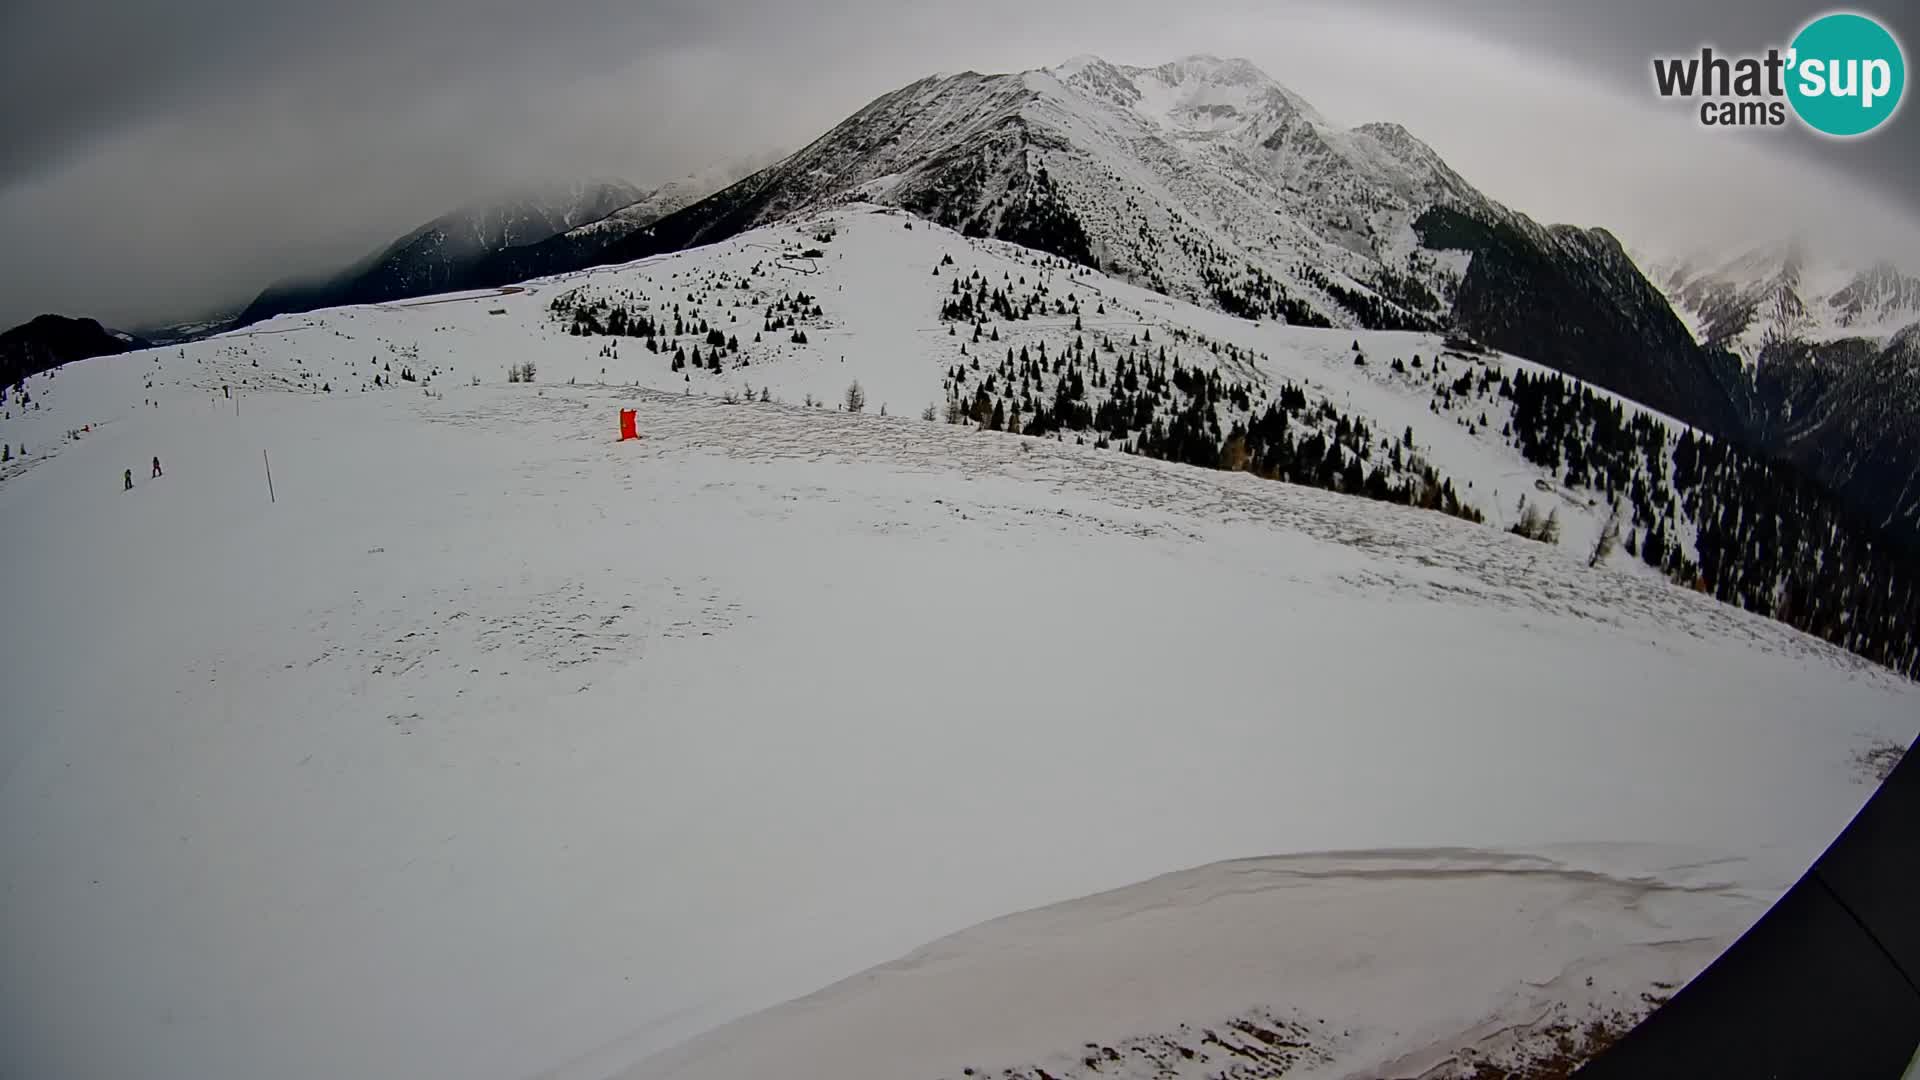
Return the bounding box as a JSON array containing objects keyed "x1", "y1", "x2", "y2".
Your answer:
[{"x1": 263, "y1": 449, "x2": 276, "y2": 504}]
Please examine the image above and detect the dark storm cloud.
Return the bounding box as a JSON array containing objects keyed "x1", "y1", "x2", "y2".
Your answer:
[
  {"x1": 0, "y1": 0, "x2": 1914, "y2": 329},
  {"x1": 0, "y1": 0, "x2": 725, "y2": 184}
]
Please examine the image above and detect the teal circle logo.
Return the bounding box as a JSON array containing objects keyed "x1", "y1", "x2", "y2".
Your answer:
[{"x1": 1787, "y1": 12, "x2": 1906, "y2": 136}]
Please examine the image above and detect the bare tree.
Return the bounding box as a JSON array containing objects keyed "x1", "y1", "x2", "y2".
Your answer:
[
  {"x1": 844, "y1": 380, "x2": 866, "y2": 414},
  {"x1": 1511, "y1": 496, "x2": 1545, "y2": 540},
  {"x1": 1588, "y1": 500, "x2": 1623, "y2": 567}
]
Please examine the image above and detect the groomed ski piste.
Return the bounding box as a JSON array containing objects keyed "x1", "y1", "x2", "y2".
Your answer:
[{"x1": 2, "y1": 205, "x2": 1916, "y2": 1080}]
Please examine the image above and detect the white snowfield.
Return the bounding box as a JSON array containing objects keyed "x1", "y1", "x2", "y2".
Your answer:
[{"x1": 2, "y1": 206, "x2": 1916, "y2": 1080}]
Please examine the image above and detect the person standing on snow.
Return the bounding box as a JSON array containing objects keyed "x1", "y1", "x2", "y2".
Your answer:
[
  {"x1": 151, "y1": 456, "x2": 163, "y2": 479},
  {"x1": 123, "y1": 468, "x2": 133, "y2": 491}
]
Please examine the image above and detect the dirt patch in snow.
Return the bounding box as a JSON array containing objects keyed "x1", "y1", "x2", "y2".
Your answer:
[
  {"x1": 1854, "y1": 737, "x2": 1908, "y2": 784},
  {"x1": 928, "y1": 997, "x2": 1658, "y2": 1080}
]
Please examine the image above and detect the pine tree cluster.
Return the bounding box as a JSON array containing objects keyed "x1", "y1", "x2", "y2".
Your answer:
[
  {"x1": 1507, "y1": 368, "x2": 1920, "y2": 677},
  {"x1": 1295, "y1": 265, "x2": 1441, "y2": 333},
  {"x1": 941, "y1": 330, "x2": 1482, "y2": 526},
  {"x1": 1202, "y1": 260, "x2": 1332, "y2": 327},
  {"x1": 545, "y1": 277, "x2": 810, "y2": 380},
  {"x1": 940, "y1": 268, "x2": 1088, "y2": 325}
]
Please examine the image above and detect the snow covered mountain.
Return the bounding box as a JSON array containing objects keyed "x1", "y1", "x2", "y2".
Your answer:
[
  {"x1": 207, "y1": 55, "x2": 1747, "y2": 451},
  {"x1": 235, "y1": 179, "x2": 648, "y2": 327},
  {"x1": 460, "y1": 155, "x2": 782, "y2": 290},
  {"x1": 490, "y1": 55, "x2": 1739, "y2": 444},
  {"x1": 561, "y1": 154, "x2": 787, "y2": 246},
  {"x1": 1746, "y1": 324, "x2": 1920, "y2": 539},
  {"x1": 587, "y1": 54, "x2": 1499, "y2": 327},
  {"x1": 5, "y1": 203, "x2": 1917, "y2": 1080},
  {"x1": 1643, "y1": 247, "x2": 1920, "y2": 540},
  {"x1": 1652, "y1": 246, "x2": 1920, "y2": 365}
]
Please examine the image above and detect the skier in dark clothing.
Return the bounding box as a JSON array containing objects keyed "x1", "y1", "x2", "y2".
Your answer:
[
  {"x1": 123, "y1": 468, "x2": 132, "y2": 491},
  {"x1": 151, "y1": 456, "x2": 162, "y2": 478}
]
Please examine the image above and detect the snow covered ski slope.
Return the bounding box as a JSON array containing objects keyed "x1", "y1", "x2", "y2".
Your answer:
[{"x1": 1, "y1": 206, "x2": 1916, "y2": 1080}]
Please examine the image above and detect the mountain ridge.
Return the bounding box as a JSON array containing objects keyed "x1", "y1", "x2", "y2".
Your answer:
[
  {"x1": 233, "y1": 179, "x2": 649, "y2": 327},
  {"x1": 1645, "y1": 243, "x2": 1920, "y2": 541},
  {"x1": 508, "y1": 55, "x2": 1745, "y2": 445},
  {"x1": 1, "y1": 313, "x2": 147, "y2": 390},
  {"x1": 1650, "y1": 245, "x2": 1920, "y2": 365},
  {"x1": 211, "y1": 52, "x2": 1918, "y2": 543}
]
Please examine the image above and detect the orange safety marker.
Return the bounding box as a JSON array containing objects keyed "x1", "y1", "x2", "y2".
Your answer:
[{"x1": 618, "y1": 408, "x2": 639, "y2": 441}]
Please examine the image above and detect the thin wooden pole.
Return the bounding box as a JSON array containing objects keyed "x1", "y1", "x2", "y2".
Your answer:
[{"x1": 263, "y1": 449, "x2": 276, "y2": 504}]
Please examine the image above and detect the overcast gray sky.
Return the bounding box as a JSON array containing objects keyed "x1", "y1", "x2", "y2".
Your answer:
[{"x1": 1, "y1": 0, "x2": 1915, "y2": 329}]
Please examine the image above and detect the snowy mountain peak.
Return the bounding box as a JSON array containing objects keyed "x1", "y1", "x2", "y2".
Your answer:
[
  {"x1": 1832, "y1": 261, "x2": 1920, "y2": 327},
  {"x1": 1048, "y1": 53, "x2": 1117, "y2": 78},
  {"x1": 597, "y1": 54, "x2": 1458, "y2": 326},
  {"x1": 1652, "y1": 243, "x2": 1920, "y2": 363},
  {"x1": 1141, "y1": 53, "x2": 1284, "y2": 98},
  {"x1": 1041, "y1": 53, "x2": 1325, "y2": 138},
  {"x1": 1351, "y1": 121, "x2": 1437, "y2": 164}
]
